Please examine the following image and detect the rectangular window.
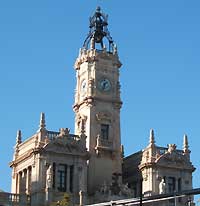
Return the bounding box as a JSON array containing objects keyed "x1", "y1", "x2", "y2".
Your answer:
[
  {"x1": 57, "y1": 164, "x2": 67, "y2": 192},
  {"x1": 168, "y1": 177, "x2": 176, "y2": 193},
  {"x1": 101, "y1": 124, "x2": 109, "y2": 140}
]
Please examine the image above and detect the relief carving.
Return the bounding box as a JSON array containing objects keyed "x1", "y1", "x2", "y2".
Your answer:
[
  {"x1": 46, "y1": 165, "x2": 52, "y2": 189},
  {"x1": 96, "y1": 112, "x2": 112, "y2": 123},
  {"x1": 76, "y1": 114, "x2": 87, "y2": 132}
]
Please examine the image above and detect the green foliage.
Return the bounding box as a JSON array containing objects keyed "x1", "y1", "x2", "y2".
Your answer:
[{"x1": 51, "y1": 193, "x2": 70, "y2": 206}]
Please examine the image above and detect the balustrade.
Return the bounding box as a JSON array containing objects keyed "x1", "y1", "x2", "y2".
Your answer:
[
  {"x1": 96, "y1": 136, "x2": 113, "y2": 149},
  {"x1": 0, "y1": 192, "x2": 30, "y2": 206}
]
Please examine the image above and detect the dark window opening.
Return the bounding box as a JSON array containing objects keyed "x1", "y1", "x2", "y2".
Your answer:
[
  {"x1": 178, "y1": 178, "x2": 181, "y2": 192},
  {"x1": 57, "y1": 164, "x2": 67, "y2": 192},
  {"x1": 101, "y1": 124, "x2": 109, "y2": 140},
  {"x1": 168, "y1": 177, "x2": 176, "y2": 193},
  {"x1": 178, "y1": 178, "x2": 182, "y2": 202}
]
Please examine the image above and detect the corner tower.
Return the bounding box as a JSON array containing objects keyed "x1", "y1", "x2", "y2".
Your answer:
[{"x1": 73, "y1": 7, "x2": 123, "y2": 194}]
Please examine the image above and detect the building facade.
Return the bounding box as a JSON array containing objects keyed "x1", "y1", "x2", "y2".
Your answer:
[
  {"x1": 8, "y1": 7, "x2": 195, "y2": 206},
  {"x1": 73, "y1": 13, "x2": 122, "y2": 195},
  {"x1": 123, "y1": 129, "x2": 195, "y2": 206},
  {"x1": 10, "y1": 116, "x2": 89, "y2": 206}
]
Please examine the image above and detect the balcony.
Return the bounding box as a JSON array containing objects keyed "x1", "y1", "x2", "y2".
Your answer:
[
  {"x1": 0, "y1": 192, "x2": 30, "y2": 206},
  {"x1": 95, "y1": 135, "x2": 113, "y2": 153}
]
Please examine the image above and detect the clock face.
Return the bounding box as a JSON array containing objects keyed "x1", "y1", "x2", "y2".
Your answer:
[
  {"x1": 98, "y1": 78, "x2": 111, "y2": 92},
  {"x1": 81, "y1": 79, "x2": 87, "y2": 94}
]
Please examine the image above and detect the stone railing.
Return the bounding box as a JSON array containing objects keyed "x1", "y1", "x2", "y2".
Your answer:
[
  {"x1": 96, "y1": 136, "x2": 113, "y2": 149},
  {"x1": 47, "y1": 131, "x2": 60, "y2": 140},
  {"x1": 47, "y1": 130, "x2": 80, "y2": 141},
  {"x1": 0, "y1": 192, "x2": 30, "y2": 206},
  {"x1": 157, "y1": 147, "x2": 183, "y2": 155}
]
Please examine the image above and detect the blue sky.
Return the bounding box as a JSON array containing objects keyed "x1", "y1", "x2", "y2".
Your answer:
[{"x1": 0, "y1": 0, "x2": 200, "y2": 199}]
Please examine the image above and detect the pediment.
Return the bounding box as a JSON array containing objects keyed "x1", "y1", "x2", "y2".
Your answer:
[
  {"x1": 156, "y1": 151, "x2": 194, "y2": 170},
  {"x1": 43, "y1": 136, "x2": 87, "y2": 155}
]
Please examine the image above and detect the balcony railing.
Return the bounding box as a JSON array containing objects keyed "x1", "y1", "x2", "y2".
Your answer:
[
  {"x1": 96, "y1": 135, "x2": 113, "y2": 150},
  {"x1": 0, "y1": 192, "x2": 30, "y2": 206},
  {"x1": 47, "y1": 130, "x2": 80, "y2": 141},
  {"x1": 47, "y1": 131, "x2": 60, "y2": 140}
]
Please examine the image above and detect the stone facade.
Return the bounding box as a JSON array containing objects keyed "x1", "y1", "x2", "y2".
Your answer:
[
  {"x1": 8, "y1": 7, "x2": 196, "y2": 206},
  {"x1": 73, "y1": 48, "x2": 122, "y2": 195},
  {"x1": 9, "y1": 7, "x2": 125, "y2": 206},
  {"x1": 10, "y1": 114, "x2": 89, "y2": 206},
  {"x1": 73, "y1": 6, "x2": 123, "y2": 200},
  {"x1": 123, "y1": 129, "x2": 195, "y2": 206}
]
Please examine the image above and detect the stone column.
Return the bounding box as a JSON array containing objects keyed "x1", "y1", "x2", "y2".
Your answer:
[
  {"x1": 67, "y1": 165, "x2": 70, "y2": 192},
  {"x1": 18, "y1": 172, "x2": 22, "y2": 194},
  {"x1": 82, "y1": 165, "x2": 87, "y2": 193},
  {"x1": 78, "y1": 166, "x2": 83, "y2": 191},
  {"x1": 15, "y1": 173, "x2": 19, "y2": 194},
  {"x1": 26, "y1": 168, "x2": 30, "y2": 194},
  {"x1": 73, "y1": 165, "x2": 79, "y2": 193}
]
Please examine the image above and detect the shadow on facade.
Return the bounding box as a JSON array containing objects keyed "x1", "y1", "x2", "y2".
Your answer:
[
  {"x1": 0, "y1": 192, "x2": 30, "y2": 206},
  {"x1": 122, "y1": 151, "x2": 143, "y2": 198}
]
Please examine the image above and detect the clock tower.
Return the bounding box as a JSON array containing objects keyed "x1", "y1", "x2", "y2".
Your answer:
[{"x1": 73, "y1": 7, "x2": 123, "y2": 194}]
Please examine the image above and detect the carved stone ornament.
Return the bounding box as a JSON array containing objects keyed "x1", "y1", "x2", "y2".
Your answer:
[
  {"x1": 96, "y1": 112, "x2": 111, "y2": 123},
  {"x1": 43, "y1": 134, "x2": 88, "y2": 155},
  {"x1": 59, "y1": 128, "x2": 70, "y2": 137},
  {"x1": 76, "y1": 114, "x2": 87, "y2": 123},
  {"x1": 156, "y1": 150, "x2": 195, "y2": 171},
  {"x1": 95, "y1": 181, "x2": 134, "y2": 202},
  {"x1": 46, "y1": 165, "x2": 53, "y2": 189},
  {"x1": 168, "y1": 144, "x2": 177, "y2": 153},
  {"x1": 76, "y1": 114, "x2": 87, "y2": 132}
]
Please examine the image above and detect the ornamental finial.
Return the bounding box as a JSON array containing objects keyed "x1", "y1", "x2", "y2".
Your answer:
[
  {"x1": 96, "y1": 6, "x2": 101, "y2": 12},
  {"x1": 83, "y1": 7, "x2": 116, "y2": 52},
  {"x1": 39, "y1": 112, "x2": 46, "y2": 130},
  {"x1": 16, "y1": 130, "x2": 22, "y2": 145},
  {"x1": 183, "y1": 134, "x2": 190, "y2": 154},
  {"x1": 149, "y1": 129, "x2": 155, "y2": 145}
]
